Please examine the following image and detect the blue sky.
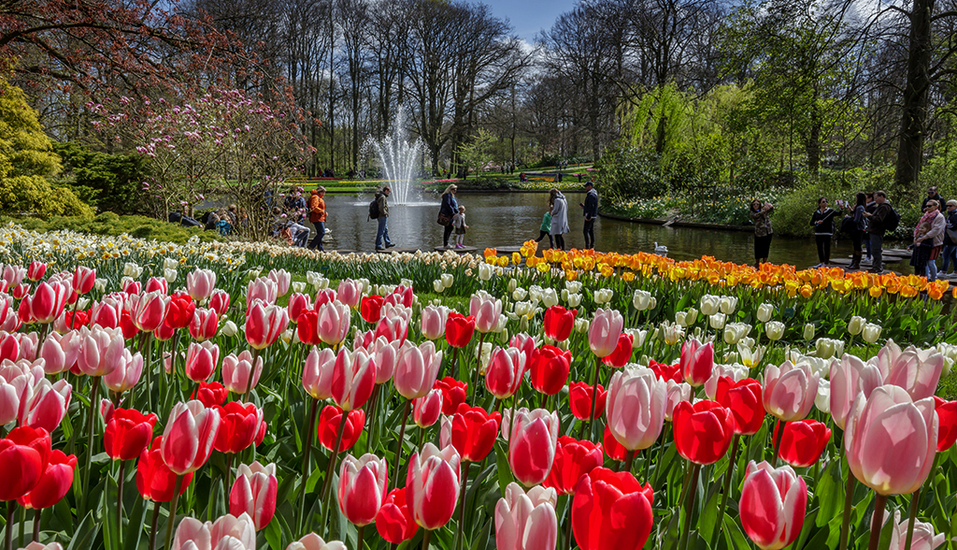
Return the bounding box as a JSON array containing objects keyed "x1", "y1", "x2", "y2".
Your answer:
[{"x1": 481, "y1": 0, "x2": 579, "y2": 42}]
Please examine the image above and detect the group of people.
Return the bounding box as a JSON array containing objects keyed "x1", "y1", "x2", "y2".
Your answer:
[
  {"x1": 533, "y1": 179, "x2": 598, "y2": 250},
  {"x1": 438, "y1": 185, "x2": 468, "y2": 248}
]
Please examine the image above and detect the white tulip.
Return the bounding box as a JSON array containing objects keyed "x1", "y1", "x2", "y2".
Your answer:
[
  {"x1": 512, "y1": 287, "x2": 528, "y2": 301},
  {"x1": 709, "y1": 313, "x2": 727, "y2": 330},
  {"x1": 719, "y1": 296, "x2": 738, "y2": 315},
  {"x1": 633, "y1": 289, "x2": 653, "y2": 311},
  {"x1": 441, "y1": 274, "x2": 454, "y2": 289},
  {"x1": 766, "y1": 321, "x2": 785, "y2": 341},
  {"x1": 848, "y1": 316, "x2": 866, "y2": 336},
  {"x1": 862, "y1": 323, "x2": 882, "y2": 344},
  {"x1": 756, "y1": 303, "x2": 774, "y2": 323},
  {"x1": 803, "y1": 323, "x2": 816, "y2": 341},
  {"x1": 433, "y1": 279, "x2": 445, "y2": 293},
  {"x1": 699, "y1": 295, "x2": 720, "y2": 316}
]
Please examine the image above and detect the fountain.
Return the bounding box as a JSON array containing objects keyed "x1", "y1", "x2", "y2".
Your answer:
[{"x1": 364, "y1": 108, "x2": 430, "y2": 205}]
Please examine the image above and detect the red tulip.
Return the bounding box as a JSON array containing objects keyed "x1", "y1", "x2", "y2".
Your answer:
[
  {"x1": 297, "y1": 310, "x2": 323, "y2": 346},
  {"x1": 529, "y1": 345, "x2": 571, "y2": 395},
  {"x1": 104, "y1": 408, "x2": 157, "y2": 461},
  {"x1": 588, "y1": 309, "x2": 624, "y2": 358},
  {"x1": 485, "y1": 346, "x2": 526, "y2": 400},
  {"x1": 412, "y1": 388, "x2": 443, "y2": 428},
  {"x1": 715, "y1": 377, "x2": 765, "y2": 435},
  {"x1": 17, "y1": 449, "x2": 76, "y2": 509},
  {"x1": 508, "y1": 408, "x2": 560, "y2": 486},
  {"x1": 405, "y1": 443, "x2": 461, "y2": 530},
  {"x1": 145, "y1": 276, "x2": 167, "y2": 294},
  {"x1": 602, "y1": 425, "x2": 627, "y2": 461},
  {"x1": 184, "y1": 341, "x2": 219, "y2": 383},
  {"x1": 164, "y1": 292, "x2": 195, "y2": 330},
  {"x1": 160, "y1": 400, "x2": 221, "y2": 475},
  {"x1": 739, "y1": 461, "x2": 807, "y2": 550},
  {"x1": 338, "y1": 453, "x2": 388, "y2": 526},
  {"x1": 186, "y1": 268, "x2": 217, "y2": 302},
  {"x1": 360, "y1": 295, "x2": 385, "y2": 323},
  {"x1": 543, "y1": 305, "x2": 576, "y2": 341},
  {"x1": 934, "y1": 397, "x2": 957, "y2": 452},
  {"x1": 209, "y1": 289, "x2": 230, "y2": 316},
  {"x1": 287, "y1": 292, "x2": 311, "y2": 324},
  {"x1": 331, "y1": 348, "x2": 376, "y2": 411},
  {"x1": 543, "y1": 436, "x2": 603, "y2": 495},
  {"x1": 129, "y1": 291, "x2": 170, "y2": 333},
  {"x1": 18, "y1": 379, "x2": 71, "y2": 433},
  {"x1": 442, "y1": 403, "x2": 501, "y2": 462},
  {"x1": 317, "y1": 406, "x2": 365, "y2": 452},
  {"x1": 680, "y1": 337, "x2": 713, "y2": 387},
  {"x1": 72, "y1": 266, "x2": 96, "y2": 295},
  {"x1": 386, "y1": 284, "x2": 414, "y2": 308},
  {"x1": 136, "y1": 436, "x2": 193, "y2": 502},
  {"x1": 229, "y1": 461, "x2": 277, "y2": 530},
  {"x1": 27, "y1": 261, "x2": 46, "y2": 282},
  {"x1": 772, "y1": 419, "x2": 831, "y2": 468},
  {"x1": 434, "y1": 377, "x2": 468, "y2": 415},
  {"x1": 572, "y1": 468, "x2": 654, "y2": 550},
  {"x1": 245, "y1": 301, "x2": 289, "y2": 350},
  {"x1": 445, "y1": 312, "x2": 476, "y2": 348},
  {"x1": 569, "y1": 381, "x2": 606, "y2": 420},
  {"x1": 0, "y1": 426, "x2": 50, "y2": 500},
  {"x1": 188, "y1": 308, "x2": 219, "y2": 341},
  {"x1": 601, "y1": 333, "x2": 634, "y2": 368},
  {"x1": 214, "y1": 401, "x2": 265, "y2": 455},
  {"x1": 122, "y1": 280, "x2": 142, "y2": 295},
  {"x1": 673, "y1": 400, "x2": 734, "y2": 465},
  {"x1": 222, "y1": 350, "x2": 263, "y2": 394},
  {"x1": 374, "y1": 313, "x2": 409, "y2": 346},
  {"x1": 376, "y1": 488, "x2": 418, "y2": 543},
  {"x1": 495, "y1": 483, "x2": 559, "y2": 550},
  {"x1": 191, "y1": 381, "x2": 227, "y2": 408},
  {"x1": 62, "y1": 309, "x2": 91, "y2": 330}
]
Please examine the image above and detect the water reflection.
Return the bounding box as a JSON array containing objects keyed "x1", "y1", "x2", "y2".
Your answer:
[{"x1": 319, "y1": 192, "x2": 873, "y2": 270}]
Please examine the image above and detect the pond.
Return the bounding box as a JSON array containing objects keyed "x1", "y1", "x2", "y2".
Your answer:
[{"x1": 317, "y1": 191, "x2": 897, "y2": 271}]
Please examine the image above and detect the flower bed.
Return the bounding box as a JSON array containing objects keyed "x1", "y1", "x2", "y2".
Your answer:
[{"x1": 0, "y1": 224, "x2": 954, "y2": 550}]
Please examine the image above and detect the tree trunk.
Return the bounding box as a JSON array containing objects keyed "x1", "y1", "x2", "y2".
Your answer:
[{"x1": 894, "y1": 0, "x2": 935, "y2": 196}]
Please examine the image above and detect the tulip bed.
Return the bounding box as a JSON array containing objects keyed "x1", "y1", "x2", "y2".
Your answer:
[{"x1": 0, "y1": 222, "x2": 955, "y2": 550}]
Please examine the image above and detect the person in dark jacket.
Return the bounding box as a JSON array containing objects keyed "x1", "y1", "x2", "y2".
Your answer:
[
  {"x1": 438, "y1": 184, "x2": 458, "y2": 248},
  {"x1": 580, "y1": 179, "x2": 599, "y2": 249},
  {"x1": 863, "y1": 190, "x2": 892, "y2": 273},
  {"x1": 921, "y1": 186, "x2": 946, "y2": 211},
  {"x1": 844, "y1": 193, "x2": 867, "y2": 269},
  {"x1": 375, "y1": 186, "x2": 395, "y2": 251},
  {"x1": 810, "y1": 197, "x2": 837, "y2": 267},
  {"x1": 942, "y1": 200, "x2": 957, "y2": 274}
]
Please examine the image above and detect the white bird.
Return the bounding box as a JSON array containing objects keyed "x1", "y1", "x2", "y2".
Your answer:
[{"x1": 654, "y1": 242, "x2": 668, "y2": 256}]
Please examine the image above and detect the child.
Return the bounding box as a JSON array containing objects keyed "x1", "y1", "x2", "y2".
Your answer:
[
  {"x1": 451, "y1": 205, "x2": 468, "y2": 248},
  {"x1": 535, "y1": 209, "x2": 553, "y2": 248},
  {"x1": 910, "y1": 219, "x2": 933, "y2": 274}
]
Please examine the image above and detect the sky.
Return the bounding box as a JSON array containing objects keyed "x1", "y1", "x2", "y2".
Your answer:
[{"x1": 480, "y1": 0, "x2": 578, "y2": 42}]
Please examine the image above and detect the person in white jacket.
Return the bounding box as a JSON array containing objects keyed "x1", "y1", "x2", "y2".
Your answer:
[
  {"x1": 549, "y1": 188, "x2": 570, "y2": 250},
  {"x1": 916, "y1": 200, "x2": 945, "y2": 280}
]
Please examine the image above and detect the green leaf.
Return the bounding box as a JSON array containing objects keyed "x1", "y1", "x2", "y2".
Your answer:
[
  {"x1": 494, "y1": 441, "x2": 514, "y2": 496},
  {"x1": 264, "y1": 516, "x2": 283, "y2": 550}
]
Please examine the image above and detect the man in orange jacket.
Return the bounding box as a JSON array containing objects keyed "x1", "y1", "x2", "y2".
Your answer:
[{"x1": 308, "y1": 186, "x2": 327, "y2": 250}]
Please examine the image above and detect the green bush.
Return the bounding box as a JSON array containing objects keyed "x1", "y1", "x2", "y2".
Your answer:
[
  {"x1": 0, "y1": 174, "x2": 95, "y2": 218},
  {"x1": 52, "y1": 142, "x2": 147, "y2": 214},
  {"x1": 4, "y1": 212, "x2": 223, "y2": 244}
]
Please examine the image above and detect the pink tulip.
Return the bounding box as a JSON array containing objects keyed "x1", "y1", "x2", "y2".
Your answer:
[
  {"x1": 188, "y1": 308, "x2": 219, "y2": 341},
  {"x1": 338, "y1": 453, "x2": 388, "y2": 526},
  {"x1": 0, "y1": 371, "x2": 29, "y2": 425},
  {"x1": 331, "y1": 348, "x2": 377, "y2": 411},
  {"x1": 103, "y1": 349, "x2": 143, "y2": 393},
  {"x1": 145, "y1": 276, "x2": 167, "y2": 294},
  {"x1": 72, "y1": 266, "x2": 96, "y2": 295},
  {"x1": 1, "y1": 265, "x2": 25, "y2": 288},
  {"x1": 762, "y1": 361, "x2": 819, "y2": 421},
  {"x1": 880, "y1": 345, "x2": 944, "y2": 401},
  {"x1": 420, "y1": 305, "x2": 449, "y2": 341},
  {"x1": 0, "y1": 332, "x2": 19, "y2": 362},
  {"x1": 302, "y1": 347, "x2": 336, "y2": 401},
  {"x1": 122, "y1": 279, "x2": 141, "y2": 295},
  {"x1": 186, "y1": 269, "x2": 217, "y2": 302},
  {"x1": 247, "y1": 278, "x2": 279, "y2": 310},
  {"x1": 664, "y1": 379, "x2": 692, "y2": 421},
  {"x1": 315, "y1": 300, "x2": 351, "y2": 346},
  {"x1": 882, "y1": 510, "x2": 946, "y2": 550},
  {"x1": 267, "y1": 269, "x2": 291, "y2": 297},
  {"x1": 588, "y1": 308, "x2": 624, "y2": 358},
  {"x1": 405, "y1": 443, "x2": 461, "y2": 530},
  {"x1": 374, "y1": 314, "x2": 409, "y2": 346},
  {"x1": 393, "y1": 341, "x2": 443, "y2": 400},
  {"x1": 315, "y1": 288, "x2": 337, "y2": 308},
  {"x1": 336, "y1": 279, "x2": 362, "y2": 309},
  {"x1": 508, "y1": 408, "x2": 560, "y2": 486},
  {"x1": 413, "y1": 389, "x2": 443, "y2": 428},
  {"x1": 680, "y1": 337, "x2": 714, "y2": 387},
  {"x1": 286, "y1": 533, "x2": 347, "y2": 550},
  {"x1": 485, "y1": 346, "x2": 526, "y2": 400},
  {"x1": 39, "y1": 332, "x2": 81, "y2": 375},
  {"x1": 27, "y1": 281, "x2": 70, "y2": 324},
  {"x1": 605, "y1": 367, "x2": 668, "y2": 451},
  {"x1": 470, "y1": 291, "x2": 503, "y2": 334},
  {"x1": 844, "y1": 384, "x2": 937, "y2": 495},
  {"x1": 129, "y1": 291, "x2": 170, "y2": 332},
  {"x1": 495, "y1": 482, "x2": 558, "y2": 550},
  {"x1": 222, "y1": 351, "x2": 264, "y2": 395},
  {"x1": 90, "y1": 296, "x2": 123, "y2": 329},
  {"x1": 1, "y1": 305, "x2": 21, "y2": 332},
  {"x1": 385, "y1": 285, "x2": 414, "y2": 308},
  {"x1": 161, "y1": 400, "x2": 221, "y2": 475},
  {"x1": 27, "y1": 261, "x2": 46, "y2": 282},
  {"x1": 76, "y1": 326, "x2": 126, "y2": 377},
  {"x1": 19, "y1": 379, "x2": 71, "y2": 433},
  {"x1": 245, "y1": 301, "x2": 289, "y2": 350},
  {"x1": 510, "y1": 333, "x2": 538, "y2": 365},
  {"x1": 229, "y1": 461, "x2": 278, "y2": 530},
  {"x1": 184, "y1": 341, "x2": 219, "y2": 383},
  {"x1": 172, "y1": 513, "x2": 257, "y2": 550},
  {"x1": 209, "y1": 289, "x2": 230, "y2": 316},
  {"x1": 829, "y1": 354, "x2": 883, "y2": 429},
  {"x1": 287, "y1": 293, "x2": 311, "y2": 323},
  {"x1": 371, "y1": 337, "x2": 399, "y2": 384},
  {"x1": 739, "y1": 461, "x2": 807, "y2": 550}
]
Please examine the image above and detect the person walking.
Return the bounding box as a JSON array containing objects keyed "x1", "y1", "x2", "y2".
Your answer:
[
  {"x1": 845, "y1": 193, "x2": 867, "y2": 269},
  {"x1": 308, "y1": 187, "x2": 327, "y2": 251},
  {"x1": 580, "y1": 178, "x2": 598, "y2": 249},
  {"x1": 749, "y1": 199, "x2": 774, "y2": 268},
  {"x1": 863, "y1": 190, "x2": 892, "y2": 273},
  {"x1": 942, "y1": 200, "x2": 957, "y2": 274},
  {"x1": 915, "y1": 200, "x2": 945, "y2": 281},
  {"x1": 438, "y1": 184, "x2": 458, "y2": 248},
  {"x1": 549, "y1": 188, "x2": 570, "y2": 250},
  {"x1": 375, "y1": 186, "x2": 396, "y2": 251},
  {"x1": 810, "y1": 196, "x2": 837, "y2": 267},
  {"x1": 451, "y1": 205, "x2": 469, "y2": 248},
  {"x1": 535, "y1": 203, "x2": 554, "y2": 248}
]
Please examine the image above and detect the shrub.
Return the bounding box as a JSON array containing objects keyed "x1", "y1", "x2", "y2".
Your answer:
[
  {"x1": 0, "y1": 174, "x2": 94, "y2": 218},
  {"x1": 4, "y1": 212, "x2": 222, "y2": 244},
  {"x1": 52, "y1": 142, "x2": 147, "y2": 214}
]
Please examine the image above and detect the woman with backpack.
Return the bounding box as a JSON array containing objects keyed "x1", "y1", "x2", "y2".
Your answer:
[{"x1": 438, "y1": 184, "x2": 458, "y2": 248}]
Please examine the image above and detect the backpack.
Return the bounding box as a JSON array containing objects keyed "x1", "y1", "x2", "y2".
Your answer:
[
  {"x1": 368, "y1": 194, "x2": 380, "y2": 219},
  {"x1": 884, "y1": 206, "x2": 900, "y2": 232}
]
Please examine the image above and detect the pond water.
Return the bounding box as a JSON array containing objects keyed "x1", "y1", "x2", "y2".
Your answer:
[{"x1": 317, "y1": 191, "x2": 892, "y2": 270}]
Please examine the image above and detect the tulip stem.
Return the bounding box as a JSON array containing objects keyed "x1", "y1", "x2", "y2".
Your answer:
[
  {"x1": 710, "y1": 434, "x2": 739, "y2": 549},
  {"x1": 622, "y1": 450, "x2": 636, "y2": 473},
  {"x1": 149, "y1": 501, "x2": 160, "y2": 550},
  {"x1": 772, "y1": 420, "x2": 786, "y2": 467},
  {"x1": 563, "y1": 503, "x2": 573, "y2": 550},
  {"x1": 224, "y1": 453, "x2": 234, "y2": 506},
  {"x1": 421, "y1": 528, "x2": 432, "y2": 550},
  {"x1": 117, "y1": 460, "x2": 126, "y2": 545},
  {"x1": 319, "y1": 409, "x2": 350, "y2": 532},
  {"x1": 242, "y1": 348, "x2": 261, "y2": 403},
  {"x1": 31, "y1": 509, "x2": 39, "y2": 543},
  {"x1": 678, "y1": 463, "x2": 701, "y2": 550},
  {"x1": 452, "y1": 461, "x2": 471, "y2": 550},
  {"x1": 449, "y1": 347, "x2": 459, "y2": 379},
  {"x1": 164, "y1": 475, "x2": 184, "y2": 550},
  {"x1": 392, "y1": 400, "x2": 412, "y2": 489},
  {"x1": 838, "y1": 464, "x2": 855, "y2": 550},
  {"x1": 471, "y1": 333, "x2": 486, "y2": 405},
  {"x1": 366, "y1": 385, "x2": 381, "y2": 454},
  {"x1": 81, "y1": 376, "x2": 101, "y2": 514},
  {"x1": 296, "y1": 397, "x2": 320, "y2": 536},
  {"x1": 588, "y1": 356, "x2": 601, "y2": 441},
  {"x1": 868, "y1": 493, "x2": 888, "y2": 550},
  {"x1": 5, "y1": 501, "x2": 14, "y2": 550},
  {"x1": 903, "y1": 486, "x2": 922, "y2": 550}
]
